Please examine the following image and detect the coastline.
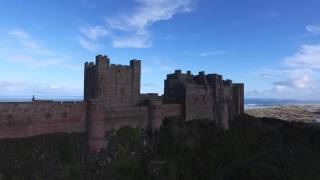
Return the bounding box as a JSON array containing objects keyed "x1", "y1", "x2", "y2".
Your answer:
[{"x1": 245, "y1": 104, "x2": 320, "y2": 123}]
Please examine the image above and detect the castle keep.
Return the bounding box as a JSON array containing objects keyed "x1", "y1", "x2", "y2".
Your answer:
[{"x1": 0, "y1": 55, "x2": 244, "y2": 151}]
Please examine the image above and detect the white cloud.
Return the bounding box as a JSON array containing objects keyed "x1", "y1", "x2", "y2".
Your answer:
[
  {"x1": 1, "y1": 29, "x2": 81, "y2": 70},
  {"x1": 106, "y1": 0, "x2": 194, "y2": 31},
  {"x1": 105, "y1": 0, "x2": 195, "y2": 48},
  {"x1": 112, "y1": 32, "x2": 151, "y2": 48},
  {"x1": 78, "y1": 25, "x2": 110, "y2": 51},
  {"x1": 252, "y1": 44, "x2": 320, "y2": 99},
  {"x1": 306, "y1": 24, "x2": 320, "y2": 34},
  {"x1": 184, "y1": 50, "x2": 226, "y2": 57},
  {"x1": 8, "y1": 29, "x2": 29, "y2": 38},
  {"x1": 78, "y1": 0, "x2": 196, "y2": 50},
  {"x1": 273, "y1": 84, "x2": 289, "y2": 93},
  {"x1": 253, "y1": 40, "x2": 320, "y2": 98},
  {"x1": 0, "y1": 80, "x2": 28, "y2": 89},
  {"x1": 200, "y1": 51, "x2": 226, "y2": 57},
  {"x1": 80, "y1": 25, "x2": 110, "y2": 40},
  {"x1": 283, "y1": 44, "x2": 320, "y2": 69},
  {"x1": 8, "y1": 54, "x2": 62, "y2": 68},
  {"x1": 0, "y1": 80, "x2": 81, "y2": 96},
  {"x1": 274, "y1": 74, "x2": 313, "y2": 90},
  {"x1": 77, "y1": 36, "x2": 100, "y2": 52},
  {"x1": 8, "y1": 29, "x2": 42, "y2": 50}
]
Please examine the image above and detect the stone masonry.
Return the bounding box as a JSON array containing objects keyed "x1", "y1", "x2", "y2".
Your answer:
[{"x1": 0, "y1": 55, "x2": 244, "y2": 152}]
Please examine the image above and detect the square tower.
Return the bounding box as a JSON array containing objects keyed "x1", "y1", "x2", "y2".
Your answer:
[{"x1": 84, "y1": 55, "x2": 141, "y2": 106}]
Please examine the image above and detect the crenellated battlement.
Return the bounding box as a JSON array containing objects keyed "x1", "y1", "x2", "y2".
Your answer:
[
  {"x1": 166, "y1": 70, "x2": 237, "y2": 88},
  {"x1": 85, "y1": 55, "x2": 140, "y2": 71}
]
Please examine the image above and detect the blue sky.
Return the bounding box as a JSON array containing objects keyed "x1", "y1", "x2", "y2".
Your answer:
[{"x1": 0, "y1": 0, "x2": 320, "y2": 100}]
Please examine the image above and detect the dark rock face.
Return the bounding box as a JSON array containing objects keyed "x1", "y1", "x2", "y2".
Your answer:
[{"x1": 0, "y1": 115, "x2": 320, "y2": 180}]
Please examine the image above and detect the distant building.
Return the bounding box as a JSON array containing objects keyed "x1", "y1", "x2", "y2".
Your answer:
[{"x1": 0, "y1": 55, "x2": 244, "y2": 152}]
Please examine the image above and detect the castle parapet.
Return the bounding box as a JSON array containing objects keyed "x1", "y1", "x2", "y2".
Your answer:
[{"x1": 95, "y1": 55, "x2": 110, "y2": 68}]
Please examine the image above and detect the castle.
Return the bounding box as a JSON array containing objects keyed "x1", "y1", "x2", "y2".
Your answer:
[{"x1": 0, "y1": 55, "x2": 244, "y2": 152}]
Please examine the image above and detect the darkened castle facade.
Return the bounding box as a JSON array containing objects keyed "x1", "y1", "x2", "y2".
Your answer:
[{"x1": 0, "y1": 55, "x2": 244, "y2": 151}]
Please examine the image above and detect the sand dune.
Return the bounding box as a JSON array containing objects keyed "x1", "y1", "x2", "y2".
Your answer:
[{"x1": 245, "y1": 105, "x2": 320, "y2": 123}]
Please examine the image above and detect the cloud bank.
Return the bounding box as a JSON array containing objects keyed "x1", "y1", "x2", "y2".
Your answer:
[
  {"x1": 0, "y1": 29, "x2": 83, "y2": 96},
  {"x1": 1, "y1": 29, "x2": 81, "y2": 69},
  {"x1": 306, "y1": 24, "x2": 320, "y2": 34},
  {"x1": 0, "y1": 80, "x2": 81, "y2": 97},
  {"x1": 249, "y1": 44, "x2": 320, "y2": 99},
  {"x1": 184, "y1": 50, "x2": 226, "y2": 57},
  {"x1": 78, "y1": 0, "x2": 196, "y2": 50}
]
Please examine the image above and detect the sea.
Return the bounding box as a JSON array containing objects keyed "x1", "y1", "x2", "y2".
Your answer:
[
  {"x1": 245, "y1": 98, "x2": 320, "y2": 110},
  {"x1": 0, "y1": 96, "x2": 83, "y2": 102}
]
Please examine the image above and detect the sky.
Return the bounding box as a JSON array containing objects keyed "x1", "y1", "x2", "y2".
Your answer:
[{"x1": 0, "y1": 0, "x2": 320, "y2": 100}]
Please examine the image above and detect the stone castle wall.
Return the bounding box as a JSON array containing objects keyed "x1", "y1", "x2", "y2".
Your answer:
[
  {"x1": 0, "y1": 100, "x2": 183, "y2": 146},
  {"x1": 0, "y1": 101, "x2": 87, "y2": 138},
  {"x1": 86, "y1": 99, "x2": 183, "y2": 151},
  {"x1": 0, "y1": 55, "x2": 244, "y2": 152},
  {"x1": 184, "y1": 84, "x2": 215, "y2": 121}
]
